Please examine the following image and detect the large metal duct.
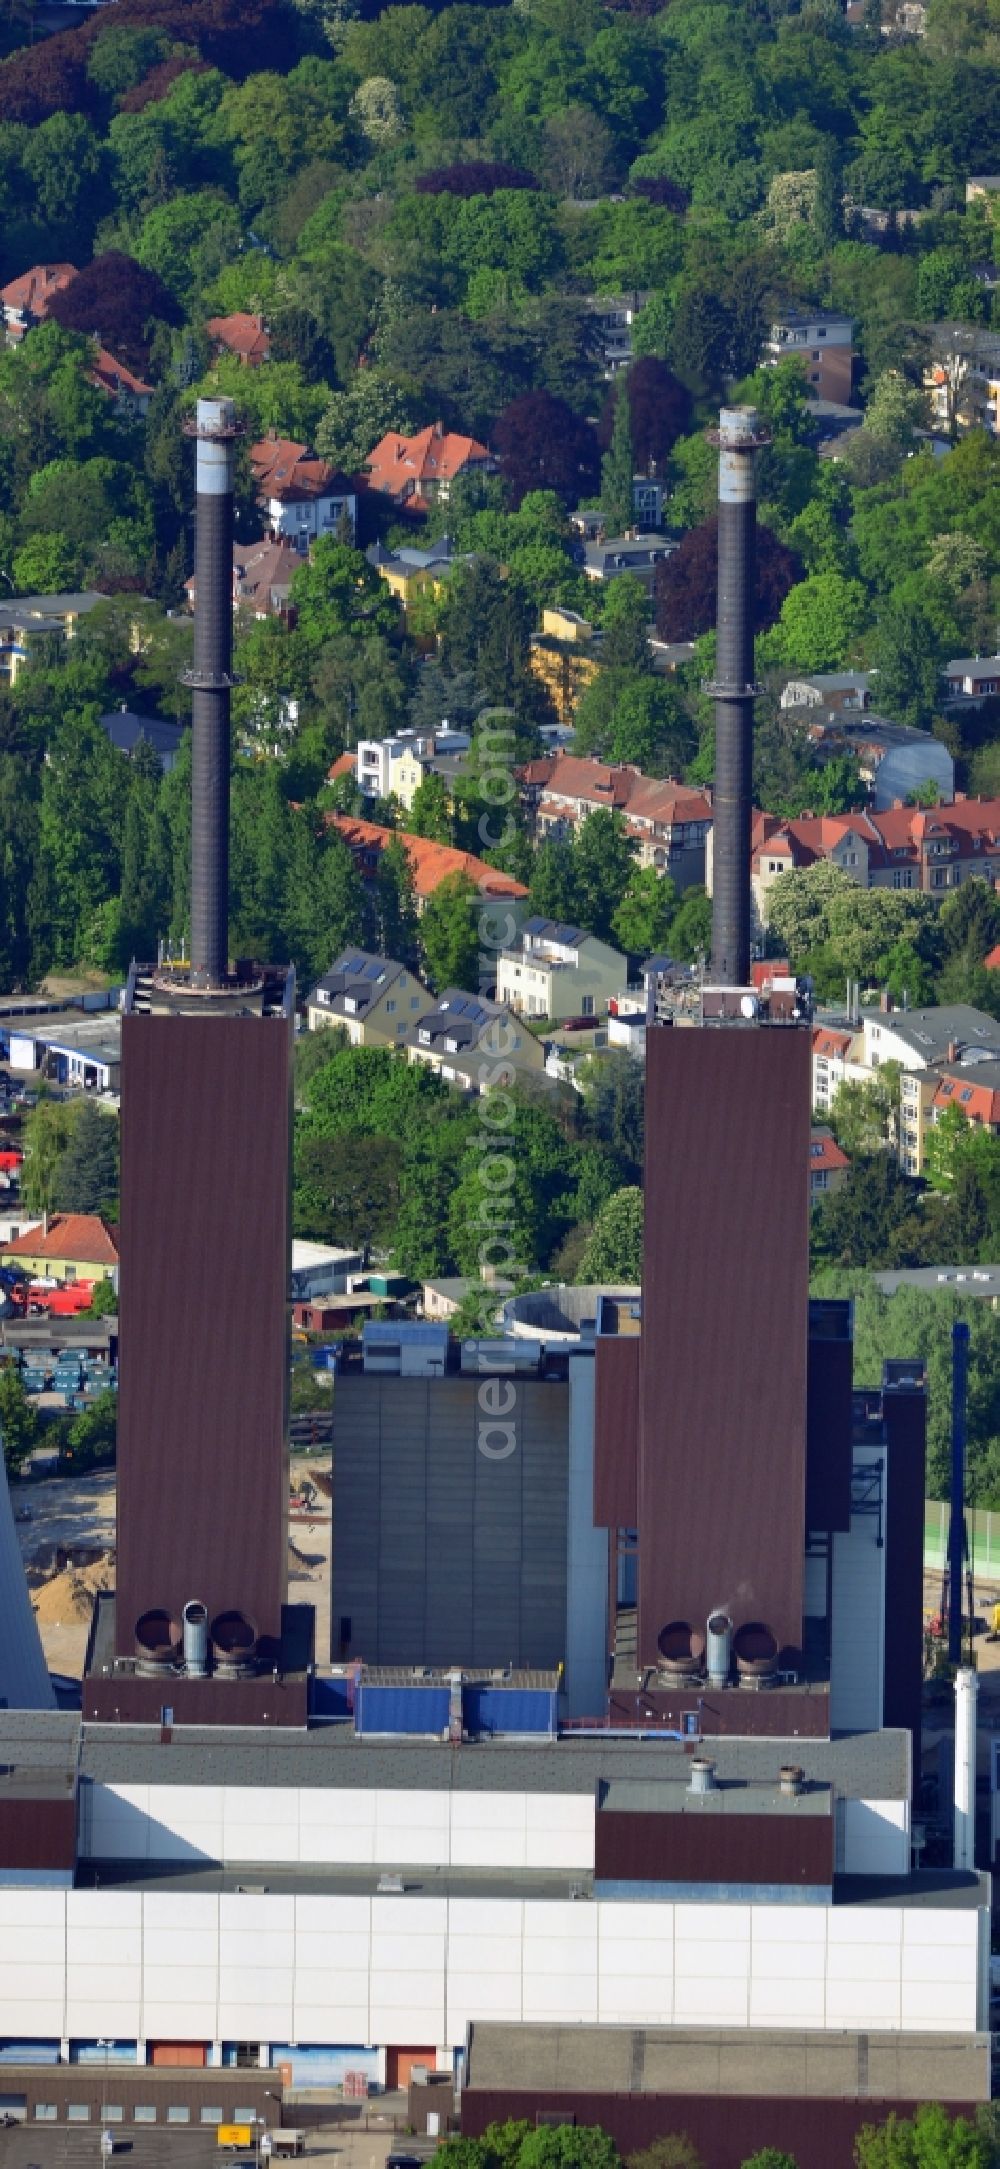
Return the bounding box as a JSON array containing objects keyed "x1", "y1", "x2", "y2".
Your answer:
[
  {"x1": 186, "y1": 397, "x2": 239, "y2": 988},
  {"x1": 708, "y1": 406, "x2": 769, "y2": 987}
]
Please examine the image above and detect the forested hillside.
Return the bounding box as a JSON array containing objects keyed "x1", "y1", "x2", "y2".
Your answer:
[{"x1": 0, "y1": 0, "x2": 996, "y2": 986}]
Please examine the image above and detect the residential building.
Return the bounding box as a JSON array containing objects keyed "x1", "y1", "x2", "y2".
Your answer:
[
  {"x1": 186, "y1": 538, "x2": 301, "y2": 620},
  {"x1": 523, "y1": 753, "x2": 712, "y2": 891},
  {"x1": 583, "y1": 291, "x2": 650, "y2": 376},
  {"x1": 780, "y1": 671, "x2": 872, "y2": 714},
  {"x1": 764, "y1": 310, "x2": 855, "y2": 402},
  {"x1": 0, "y1": 1212, "x2": 119, "y2": 1285},
  {"x1": 0, "y1": 591, "x2": 108, "y2": 685},
  {"x1": 967, "y1": 176, "x2": 1000, "y2": 203},
  {"x1": 249, "y1": 435, "x2": 356, "y2": 549},
  {"x1": 631, "y1": 474, "x2": 665, "y2": 527},
  {"x1": 365, "y1": 423, "x2": 495, "y2": 508},
  {"x1": 326, "y1": 814, "x2": 528, "y2": 946},
  {"x1": 943, "y1": 654, "x2": 1000, "y2": 703},
  {"x1": 810, "y1": 1125, "x2": 850, "y2": 1198},
  {"x1": 356, "y1": 725, "x2": 470, "y2": 811},
  {"x1": 99, "y1": 708, "x2": 185, "y2": 772},
  {"x1": 528, "y1": 607, "x2": 602, "y2": 724},
  {"x1": 750, "y1": 798, "x2": 1000, "y2": 926},
  {"x1": 497, "y1": 917, "x2": 628, "y2": 1021},
  {"x1": 87, "y1": 345, "x2": 153, "y2": 416},
  {"x1": 406, "y1": 988, "x2": 545, "y2": 1086},
  {"x1": 0, "y1": 261, "x2": 76, "y2": 342},
  {"x1": 924, "y1": 332, "x2": 1000, "y2": 437},
  {"x1": 798, "y1": 714, "x2": 954, "y2": 810},
  {"x1": 811, "y1": 1022, "x2": 867, "y2": 1118},
  {"x1": 366, "y1": 536, "x2": 467, "y2": 612},
  {"x1": 583, "y1": 532, "x2": 676, "y2": 591},
  {"x1": 304, "y1": 949, "x2": 429, "y2": 1045},
  {"x1": 204, "y1": 311, "x2": 271, "y2": 366}
]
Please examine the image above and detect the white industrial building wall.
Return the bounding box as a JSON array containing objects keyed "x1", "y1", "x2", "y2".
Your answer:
[
  {"x1": 830, "y1": 1446, "x2": 886, "y2": 1734},
  {"x1": 837, "y1": 1799, "x2": 909, "y2": 1877},
  {"x1": 564, "y1": 1354, "x2": 609, "y2": 1719},
  {"x1": 0, "y1": 1889, "x2": 982, "y2": 2046},
  {"x1": 79, "y1": 1785, "x2": 596, "y2": 1872}
]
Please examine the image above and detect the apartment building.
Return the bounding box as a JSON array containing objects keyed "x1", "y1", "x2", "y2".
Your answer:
[
  {"x1": 751, "y1": 799, "x2": 1000, "y2": 926},
  {"x1": 496, "y1": 918, "x2": 628, "y2": 1021},
  {"x1": 523, "y1": 753, "x2": 712, "y2": 892},
  {"x1": 764, "y1": 311, "x2": 855, "y2": 402},
  {"x1": 406, "y1": 988, "x2": 545, "y2": 1088},
  {"x1": 305, "y1": 949, "x2": 429, "y2": 1045},
  {"x1": 356, "y1": 726, "x2": 470, "y2": 811}
]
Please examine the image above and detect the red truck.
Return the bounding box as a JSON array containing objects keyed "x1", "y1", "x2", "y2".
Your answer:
[{"x1": 27, "y1": 1281, "x2": 96, "y2": 1316}]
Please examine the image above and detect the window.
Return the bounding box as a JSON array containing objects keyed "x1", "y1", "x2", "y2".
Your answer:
[
  {"x1": 581, "y1": 995, "x2": 595, "y2": 1017},
  {"x1": 68, "y1": 2106, "x2": 90, "y2": 2122},
  {"x1": 385, "y1": 1000, "x2": 395, "y2": 1013},
  {"x1": 64, "y1": 1265, "x2": 76, "y2": 1284},
  {"x1": 201, "y1": 2108, "x2": 224, "y2": 2125},
  {"x1": 167, "y1": 2107, "x2": 190, "y2": 2125},
  {"x1": 235, "y1": 2109, "x2": 258, "y2": 2124},
  {"x1": 134, "y1": 2107, "x2": 156, "y2": 2123},
  {"x1": 34, "y1": 2106, "x2": 57, "y2": 2121},
  {"x1": 105, "y1": 2107, "x2": 123, "y2": 2123}
]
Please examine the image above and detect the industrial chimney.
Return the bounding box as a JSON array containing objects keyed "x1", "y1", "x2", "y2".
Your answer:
[
  {"x1": 186, "y1": 396, "x2": 239, "y2": 988},
  {"x1": 709, "y1": 406, "x2": 769, "y2": 987}
]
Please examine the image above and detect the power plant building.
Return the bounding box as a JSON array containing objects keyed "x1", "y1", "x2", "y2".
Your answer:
[{"x1": 0, "y1": 407, "x2": 988, "y2": 2165}]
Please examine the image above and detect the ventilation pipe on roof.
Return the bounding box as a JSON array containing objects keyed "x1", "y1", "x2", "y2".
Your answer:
[
  {"x1": 688, "y1": 1756, "x2": 716, "y2": 1795},
  {"x1": 706, "y1": 1612, "x2": 733, "y2": 1689},
  {"x1": 182, "y1": 1599, "x2": 209, "y2": 1677}
]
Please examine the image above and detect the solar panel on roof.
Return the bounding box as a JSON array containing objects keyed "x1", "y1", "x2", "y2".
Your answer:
[
  {"x1": 447, "y1": 996, "x2": 468, "y2": 1015},
  {"x1": 344, "y1": 955, "x2": 367, "y2": 973}
]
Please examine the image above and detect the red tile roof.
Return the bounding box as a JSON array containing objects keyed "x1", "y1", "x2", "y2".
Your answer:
[
  {"x1": 932, "y1": 1075, "x2": 1000, "y2": 1124},
  {"x1": 529, "y1": 754, "x2": 712, "y2": 830},
  {"x1": 812, "y1": 1026, "x2": 854, "y2": 1059},
  {"x1": 327, "y1": 814, "x2": 528, "y2": 902},
  {"x1": 250, "y1": 436, "x2": 348, "y2": 505},
  {"x1": 327, "y1": 752, "x2": 355, "y2": 780},
  {"x1": 366, "y1": 423, "x2": 493, "y2": 502},
  {"x1": 810, "y1": 1128, "x2": 850, "y2": 1173},
  {"x1": 205, "y1": 311, "x2": 271, "y2": 364},
  {"x1": 88, "y1": 345, "x2": 153, "y2": 401},
  {"x1": 1, "y1": 1213, "x2": 119, "y2": 1266},
  {"x1": 0, "y1": 262, "x2": 77, "y2": 325},
  {"x1": 752, "y1": 798, "x2": 1000, "y2": 878},
  {"x1": 985, "y1": 945, "x2": 1000, "y2": 971}
]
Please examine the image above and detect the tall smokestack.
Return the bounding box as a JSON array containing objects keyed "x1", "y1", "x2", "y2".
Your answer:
[
  {"x1": 709, "y1": 405, "x2": 768, "y2": 987},
  {"x1": 187, "y1": 396, "x2": 238, "y2": 987}
]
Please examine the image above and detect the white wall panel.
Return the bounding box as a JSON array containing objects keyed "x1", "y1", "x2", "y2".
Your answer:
[{"x1": 841, "y1": 1800, "x2": 908, "y2": 1876}]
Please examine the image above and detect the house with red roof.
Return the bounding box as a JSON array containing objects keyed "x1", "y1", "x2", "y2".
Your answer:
[
  {"x1": 522, "y1": 753, "x2": 712, "y2": 891},
  {"x1": 809, "y1": 1126, "x2": 850, "y2": 1200},
  {"x1": 328, "y1": 812, "x2": 526, "y2": 905},
  {"x1": 249, "y1": 434, "x2": 357, "y2": 549},
  {"x1": 749, "y1": 799, "x2": 1000, "y2": 927},
  {"x1": 0, "y1": 263, "x2": 77, "y2": 343},
  {"x1": 88, "y1": 344, "x2": 154, "y2": 416},
  {"x1": 0, "y1": 1213, "x2": 118, "y2": 1286},
  {"x1": 365, "y1": 422, "x2": 496, "y2": 509},
  {"x1": 205, "y1": 311, "x2": 271, "y2": 367}
]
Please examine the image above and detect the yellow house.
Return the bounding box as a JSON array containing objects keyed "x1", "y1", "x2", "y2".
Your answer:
[
  {"x1": 368, "y1": 542, "x2": 457, "y2": 617},
  {"x1": 529, "y1": 607, "x2": 601, "y2": 724},
  {"x1": 387, "y1": 743, "x2": 429, "y2": 811},
  {"x1": 0, "y1": 1212, "x2": 119, "y2": 1284},
  {"x1": 0, "y1": 591, "x2": 110, "y2": 686}
]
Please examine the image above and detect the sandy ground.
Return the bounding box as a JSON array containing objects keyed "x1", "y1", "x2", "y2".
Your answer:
[{"x1": 11, "y1": 1464, "x2": 332, "y2": 1678}]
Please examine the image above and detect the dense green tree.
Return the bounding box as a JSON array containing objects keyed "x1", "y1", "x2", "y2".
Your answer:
[
  {"x1": 419, "y1": 872, "x2": 481, "y2": 993},
  {"x1": 601, "y1": 379, "x2": 634, "y2": 539},
  {"x1": 0, "y1": 1360, "x2": 40, "y2": 1478},
  {"x1": 612, "y1": 866, "x2": 677, "y2": 956},
  {"x1": 55, "y1": 1102, "x2": 119, "y2": 1216},
  {"x1": 578, "y1": 1186, "x2": 643, "y2": 1283}
]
